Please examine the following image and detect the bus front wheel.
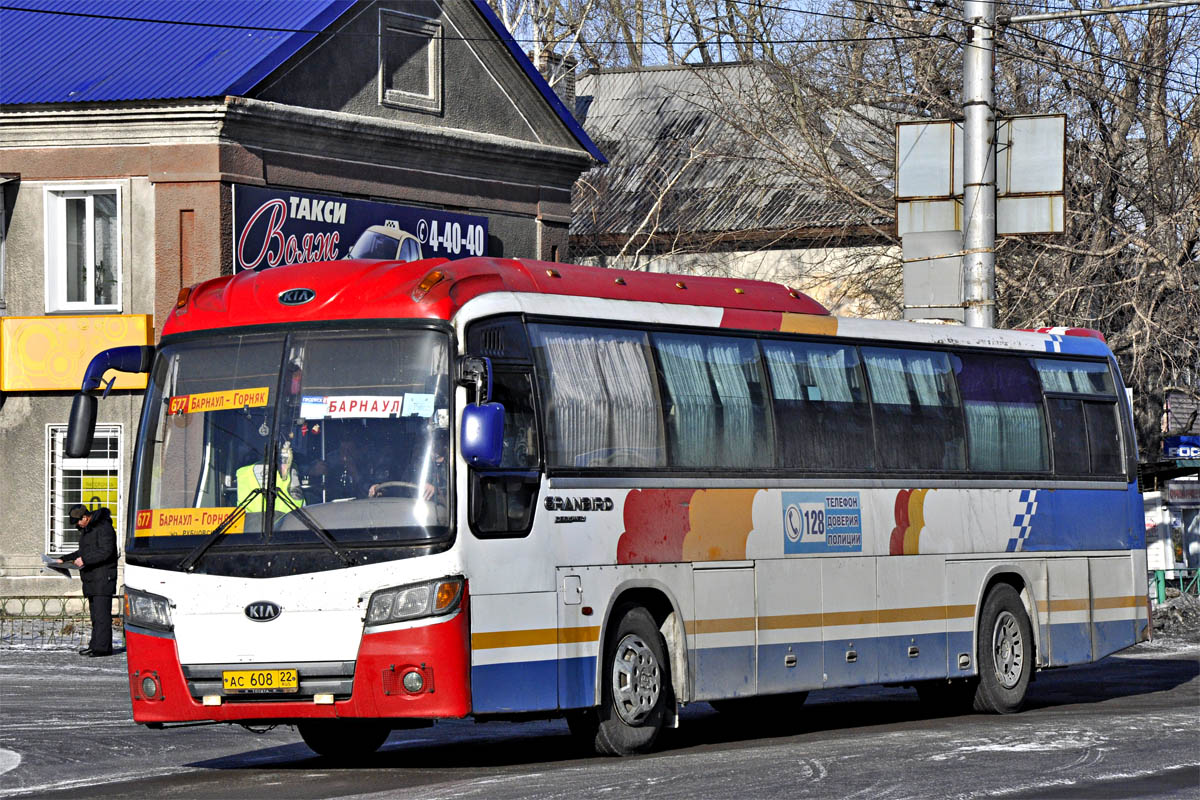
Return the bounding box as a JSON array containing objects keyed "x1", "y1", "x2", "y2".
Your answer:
[
  {"x1": 298, "y1": 720, "x2": 390, "y2": 759},
  {"x1": 973, "y1": 584, "x2": 1034, "y2": 714},
  {"x1": 576, "y1": 605, "x2": 673, "y2": 756}
]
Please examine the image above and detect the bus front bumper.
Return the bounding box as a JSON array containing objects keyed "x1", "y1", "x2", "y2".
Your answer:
[{"x1": 125, "y1": 604, "x2": 471, "y2": 724}]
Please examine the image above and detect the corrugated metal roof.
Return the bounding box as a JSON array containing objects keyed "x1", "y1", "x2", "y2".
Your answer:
[
  {"x1": 571, "y1": 65, "x2": 890, "y2": 244},
  {"x1": 0, "y1": 0, "x2": 354, "y2": 104}
]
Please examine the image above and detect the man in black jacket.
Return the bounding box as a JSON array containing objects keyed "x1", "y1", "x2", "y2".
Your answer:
[{"x1": 60, "y1": 504, "x2": 119, "y2": 657}]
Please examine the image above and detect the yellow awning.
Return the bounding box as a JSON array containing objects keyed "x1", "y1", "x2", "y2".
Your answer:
[{"x1": 0, "y1": 314, "x2": 153, "y2": 391}]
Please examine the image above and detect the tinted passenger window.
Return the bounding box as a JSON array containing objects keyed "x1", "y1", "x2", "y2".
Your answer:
[
  {"x1": 1035, "y1": 359, "x2": 1124, "y2": 476},
  {"x1": 530, "y1": 325, "x2": 664, "y2": 468},
  {"x1": 956, "y1": 354, "x2": 1048, "y2": 472},
  {"x1": 762, "y1": 340, "x2": 873, "y2": 470},
  {"x1": 1084, "y1": 401, "x2": 1123, "y2": 474},
  {"x1": 652, "y1": 333, "x2": 774, "y2": 469},
  {"x1": 863, "y1": 348, "x2": 965, "y2": 471}
]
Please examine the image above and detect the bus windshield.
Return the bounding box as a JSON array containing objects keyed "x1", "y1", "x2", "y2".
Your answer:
[{"x1": 129, "y1": 327, "x2": 452, "y2": 572}]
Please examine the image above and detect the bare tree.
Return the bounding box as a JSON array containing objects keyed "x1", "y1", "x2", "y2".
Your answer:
[{"x1": 571, "y1": 0, "x2": 1198, "y2": 456}]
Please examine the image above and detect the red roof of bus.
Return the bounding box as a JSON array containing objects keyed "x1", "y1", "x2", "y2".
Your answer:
[{"x1": 163, "y1": 257, "x2": 828, "y2": 336}]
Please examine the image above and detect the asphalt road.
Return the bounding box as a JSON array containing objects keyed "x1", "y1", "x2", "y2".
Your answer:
[{"x1": 1, "y1": 635, "x2": 1197, "y2": 800}]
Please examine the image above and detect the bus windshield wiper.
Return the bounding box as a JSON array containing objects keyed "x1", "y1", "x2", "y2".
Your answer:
[
  {"x1": 273, "y1": 491, "x2": 358, "y2": 568},
  {"x1": 177, "y1": 488, "x2": 262, "y2": 573}
]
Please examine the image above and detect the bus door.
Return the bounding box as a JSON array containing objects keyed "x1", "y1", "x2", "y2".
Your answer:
[{"x1": 462, "y1": 319, "x2": 550, "y2": 712}]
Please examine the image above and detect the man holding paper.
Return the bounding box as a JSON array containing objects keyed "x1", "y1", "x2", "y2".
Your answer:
[{"x1": 59, "y1": 504, "x2": 119, "y2": 657}]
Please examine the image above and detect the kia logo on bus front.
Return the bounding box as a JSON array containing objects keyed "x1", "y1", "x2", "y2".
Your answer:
[
  {"x1": 278, "y1": 288, "x2": 315, "y2": 306},
  {"x1": 245, "y1": 601, "x2": 282, "y2": 622}
]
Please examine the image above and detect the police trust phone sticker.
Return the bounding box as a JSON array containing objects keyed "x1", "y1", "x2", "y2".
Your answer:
[{"x1": 782, "y1": 492, "x2": 863, "y2": 553}]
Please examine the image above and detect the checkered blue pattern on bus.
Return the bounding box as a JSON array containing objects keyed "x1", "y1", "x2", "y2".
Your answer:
[
  {"x1": 1011, "y1": 486, "x2": 1142, "y2": 551},
  {"x1": 1007, "y1": 489, "x2": 1039, "y2": 552}
]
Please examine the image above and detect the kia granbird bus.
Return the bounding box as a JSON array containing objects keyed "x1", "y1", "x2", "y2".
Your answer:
[{"x1": 67, "y1": 256, "x2": 1148, "y2": 758}]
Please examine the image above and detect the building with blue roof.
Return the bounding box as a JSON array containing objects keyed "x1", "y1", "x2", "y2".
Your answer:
[{"x1": 0, "y1": 0, "x2": 600, "y2": 585}]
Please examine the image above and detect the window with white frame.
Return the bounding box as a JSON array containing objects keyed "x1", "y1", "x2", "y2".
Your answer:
[
  {"x1": 47, "y1": 424, "x2": 122, "y2": 554},
  {"x1": 44, "y1": 185, "x2": 121, "y2": 312}
]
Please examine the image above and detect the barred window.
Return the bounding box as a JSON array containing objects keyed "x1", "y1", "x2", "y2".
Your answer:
[{"x1": 47, "y1": 424, "x2": 121, "y2": 554}]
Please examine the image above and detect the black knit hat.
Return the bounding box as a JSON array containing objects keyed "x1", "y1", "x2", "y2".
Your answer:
[{"x1": 68, "y1": 504, "x2": 89, "y2": 523}]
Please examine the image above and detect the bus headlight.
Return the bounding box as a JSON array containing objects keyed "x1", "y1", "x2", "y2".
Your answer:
[
  {"x1": 366, "y1": 577, "x2": 462, "y2": 627},
  {"x1": 124, "y1": 587, "x2": 173, "y2": 631}
]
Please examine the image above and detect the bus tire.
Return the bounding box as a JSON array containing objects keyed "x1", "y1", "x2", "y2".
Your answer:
[
  {"x1": 298, "y1": 720, "x2": 390, "y2": 759},
  {"x1": 973, "y1": 584, "x2": 1034, "y2": 714},
  {"x1": 592, "y1": 605, "x2": 672, "y2": 756}
]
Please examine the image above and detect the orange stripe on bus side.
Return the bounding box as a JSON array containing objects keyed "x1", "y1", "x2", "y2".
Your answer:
[
  {"x1": 1092, "y1": 595, "x2": 1142, "y2": 610},
  {"x1": 471, "y1": 626, "x2": 600, "y2": 650},
  {"x1": 473, "y1": 597, "x2": 1128, "y2": 651},
  {"x1": 691, "y1": 617, "x2": 757, "y2": 634},
  {"x1": 756, "y1": 604, "x2": 976, "y2": 631},
  {"x1": 1048, "y1": 598, "x2": 1090, "y2": 613}
]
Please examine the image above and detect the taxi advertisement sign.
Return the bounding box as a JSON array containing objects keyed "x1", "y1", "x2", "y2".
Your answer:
[
  {"x1": 135, "y1": 508, "x2": 246, "y2": 537},
  {"x1": 167, "y1": 387, "x2": 270, "y2": 416}
]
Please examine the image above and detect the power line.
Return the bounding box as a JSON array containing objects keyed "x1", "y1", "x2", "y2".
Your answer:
[
  {"x1": 846, "y1": 0, "x2": 1200, "y2": 91},
  {"x1": 0, "y1": 3, "x2": 933, "y2": 46}
]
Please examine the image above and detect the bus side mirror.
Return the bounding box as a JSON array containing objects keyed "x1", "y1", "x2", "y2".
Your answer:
[
  {"x1": 66, "y1": 393, "x2": 98, "y2": 458},
  {"x1": 461, "y1": 403, "x2": 504, "y2": 467},
  {"x1": 66, "y1": 345, "x2": 155, "y2": 458}
]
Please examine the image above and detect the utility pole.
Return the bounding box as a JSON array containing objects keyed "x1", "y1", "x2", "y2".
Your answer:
[
  {"x1": 961, "y1": 0, "x2": 996, "y2": 329},
  {"x1": 958, "y1": 0, "x2": 1200, "y2": 328}
]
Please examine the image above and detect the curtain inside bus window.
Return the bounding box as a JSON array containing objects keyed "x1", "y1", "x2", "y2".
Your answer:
[
  {"x1": 956, "y1": 354, "x2": 1048, "y2": 472},
  {"x1": 530, "y1": 325, "x2": 664, "y2": 468},
  {"x1": 862, "y1": 348, "x2": 965, "y2": 471},
  {"x1": 654, "y1": 337, "x2": 714, "y2": 467},
  {"x1": 1034, "y1": 359, "x2": 1121, "y2": 476},
  {"x1": 761, "y1": 340, "x2": 873, "y2": 471},
  {"x1": 653, "y1": 333, "x2": 772, "y2": 469},
  {"x1": 1034, "y1": 359, "x2": 1116, "y2": 396}
]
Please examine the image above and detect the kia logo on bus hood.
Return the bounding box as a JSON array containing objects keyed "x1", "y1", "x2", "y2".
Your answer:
[
  {"x1": 278, "y1": 288, "x2": 315, "y2": 306},
  {"x1": 245, "y1": 601, "x2": 282, "y2": 622}
]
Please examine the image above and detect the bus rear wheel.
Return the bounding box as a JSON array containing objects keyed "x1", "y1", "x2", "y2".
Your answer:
[
  {"x1": 298, "y1": 720, "x2": 391, "y2": 759},
  {"x1": 578, "y1": 605, "x2": 673, "y2": 756},
  {"x1": 973, "y1": 584, "x2": 1034, "y2": 714}
]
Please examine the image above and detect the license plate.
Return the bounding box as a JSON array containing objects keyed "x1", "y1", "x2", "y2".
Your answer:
[{"x1": 222, "y1": 668, "x2": 299, "y2": 694}]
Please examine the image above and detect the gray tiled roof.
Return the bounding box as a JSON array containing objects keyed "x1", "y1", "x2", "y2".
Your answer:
[{"x1": 571, "y1": 64, "x2": 891, "y2": 247}]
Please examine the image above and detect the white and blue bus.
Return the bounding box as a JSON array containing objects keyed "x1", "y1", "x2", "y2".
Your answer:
[{"x1": 68, "y1": 257, "x2": 1147, "y2": 758}]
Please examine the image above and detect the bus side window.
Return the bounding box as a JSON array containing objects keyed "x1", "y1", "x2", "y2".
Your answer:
[
  {"x1": 469, "y1": 371, "x2": 541, "y2": 537},
  {"x1": 1033, "y1": 359, "x2": 1124, "y2": 477}
]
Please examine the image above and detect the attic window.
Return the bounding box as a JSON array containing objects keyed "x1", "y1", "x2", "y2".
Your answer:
[{"x1": 379, "y1": 8, "x2": 443, "y2": 114}]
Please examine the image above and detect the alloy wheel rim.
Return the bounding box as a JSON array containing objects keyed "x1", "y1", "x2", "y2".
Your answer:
[
  {"x1": 992, "y1": 610, "x2": 1024, "y2": 689},
  {"x1": 611, "y1": 633, "x2": 661, "y2": 725}
]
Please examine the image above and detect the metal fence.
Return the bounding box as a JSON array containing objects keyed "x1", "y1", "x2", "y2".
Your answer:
[
  {"x1": 1151, "y1": 568, "x2": 1200, "y2": 605},
  {"x1": 0, "y1": 596, "x2": 124, "y2": 650}
]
